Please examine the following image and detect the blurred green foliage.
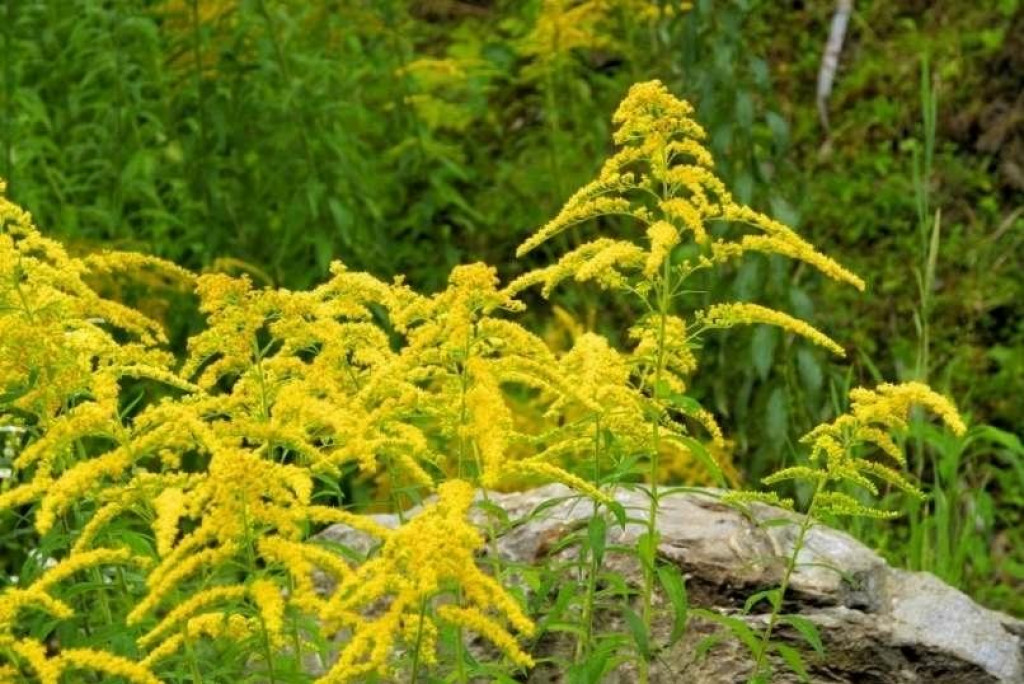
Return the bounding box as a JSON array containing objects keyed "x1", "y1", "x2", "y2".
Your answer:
[{"x1": 1, "y1": 0, "x2": 1021, "y2": 613}]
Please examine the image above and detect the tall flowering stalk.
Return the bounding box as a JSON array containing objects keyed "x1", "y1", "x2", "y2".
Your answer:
[
  {"x1": 724, "y1": 382, "x2": 966, "y2": 680},
  {"x1": 512, "y1": 80, "x2": 864, "y2": 680}
]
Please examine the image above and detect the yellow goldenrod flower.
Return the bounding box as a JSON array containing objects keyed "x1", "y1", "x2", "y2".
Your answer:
[
  {"x1": 6, "y1": 637, "x2": 60, "y2": 684},
  {"x1": 644, "y1": 221, "x2": 680, "y2": 277},
  {"x1": 34, "y1": 547, "x2": 147, "y2": 593},
  {"x1": 141, "y1": 612, "x2": 254, "y2": 668},
  {"x1": 759, "y1": 382, "x2": 966, "y2": 519},
  {"x1": 152, "y1": 487, "x2": 186, "y2": 557},
  {"x1": 251, "y1": 578, "x2": 286, "y2": 646},
  {"x1": 318, "y1": 480, "x2": 534, "y2": 681},
  {"x1": 138, "y1": 585, "x2": 248, "y2": 648},
  {"x1": 697, "y1": 302, "x2": 845, "y2": 357},
  {"x1": 55, "y1": 649, "x2": 160, "y2": 684},
  {"x1": 0, "y1": 588, "x2": 73, "y2": 626}
]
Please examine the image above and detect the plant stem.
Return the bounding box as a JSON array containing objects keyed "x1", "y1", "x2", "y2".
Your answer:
[
  {"x1": 183, "y1": 625, "x2": 204, "y2": 682},
  {"x1": 638, "y1": 255, "x2": 672, "y2": 683},
  {"x1": 451, "y1": 331, "x2": 474, "y2": 684},
  {"x1": 752, "y1": 477, "x2": 824, "y2": 678},
  {"x1": 241, "y1": 499, "x2": 277, "y2": 683},
  {"x1": 409, "y1": 597, "x2": 429, "y2": 683},
  {"x1": 576, "y1": 418, "x2": 603, "y2": 662}
]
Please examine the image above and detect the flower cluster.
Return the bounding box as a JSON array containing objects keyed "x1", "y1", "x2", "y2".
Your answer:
[
  {"x1": 0, "y1": 189, "x2": 552, "y2": 679},
  {"x1": 732, "y1": 382, "x2": 968, "y2": 519},
  {"x1": 510, "y1": 80, "x2": 865, "y2": 484}
]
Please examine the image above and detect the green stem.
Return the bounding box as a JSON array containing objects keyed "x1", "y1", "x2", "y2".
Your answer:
[
  {"x1": 183, "y1": 625, "x2": 204, "y2": 682},
  {"x1": 451, "y1": 331, "x2": 475, "y2": 684},
  {"x1": 576, "y1": 418, "x2": 603, "y2": 662},
  {"x1": 752, "y1": 477, "x2": 824, "y2": 677},
  {"x1": 241, "y1": 500, "x2": 277, "y2": 683},
  {"x1": 290, "y1": 574, "x2": 303, "y2": 671},
  {"x1": 409, "y1": 597, "x2": 429, "y2": 683},
  {"x1": 638, "y1": 255, "x2": 672, "y2": 683}
]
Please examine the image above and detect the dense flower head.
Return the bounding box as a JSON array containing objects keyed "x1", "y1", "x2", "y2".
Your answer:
[
  {"x1": 756, "y1": 382, "x2": 967, "y2": 518},
  {"x1": 513, "y1": 79, "x2": 863, "y2": 309},
  {"x1": 317, "y1": 480, "x2": 535, "y2": 681},
  {"x1": 696, "y1": 302, "x2": 846, "y2": 357}
]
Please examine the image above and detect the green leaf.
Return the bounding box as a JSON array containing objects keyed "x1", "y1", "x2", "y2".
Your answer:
[
  {"x1": 674, "y1": 435, "x2": 726, "y2": 488},
  {"x1": 653, "y1": 380, "x2": 673, "y2": 400},
  {"x1": 751, "y1": 325, "x2": 778, "y2": 380},
  {"x1": 765, "y1": 387, "x2": 789, "y2": 447},
  {"x1": 796, "y1": 348, "x2": 823, "y2": 394},
  {"x1": 606, "y1": 500, "x2": 627, "y2": 529},
  {"x1": 622, "y1": 606, "x2": 651, "y2": 659},
  {"x1": 690, "y1": 608, "x2": 761, "y2": 655},
  {"x1": 656, "y1": 564, "x2": 689, "y2": 644},
  {"x1": 473, "y1": 499, "x2": 510, "y2": 527},
  {"x1": 540, "y1": 621, "x2": 588, "y2": 638},
  {"x1": 742, "y1": 588, "x2": 781, "y2": 615},
  {"x1": 780, "y1": 615, "x2": 824, "y2": 654},
  {"x1": 588, "y1": 514, "x2": 607, "y2": 565},
  {"x1": 665, "y1": 390, "x2": 703, "y2": 415},
  {"x1": 637, "y1": 531, "x2": 658, "y2": 573},
  {"x1": 694, "y1": 633, "x2": 723, "y2": 661},
  {"x1": 758, "y1": 516, "x2": 798, "y2": 528},
  {"x1": 566, "y1": 645, "x2": 613, "y2": 684},
  {"x1": 774, "y1": 642, "x2": 810, "y2": 682}
]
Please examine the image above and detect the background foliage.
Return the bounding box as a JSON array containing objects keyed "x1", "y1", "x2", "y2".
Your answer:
[{"x1": 2, "y1": 0, "x2": 1021, "y2": 615}]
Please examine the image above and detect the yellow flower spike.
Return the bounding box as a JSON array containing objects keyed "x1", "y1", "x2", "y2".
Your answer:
[
  {"x1": 437, "y1": 605, "x2": 535, "y2": 668},
  {"x1": 697, "y1": 302, "x2": 845, "y2": 357},
  {"x1": 8, "y1": 638, "x2": 60, "y2": 684},
  {"x1": 723, "y1": 204, "x2": 866, "y2": 291},
  {"x1": 137, "y1": 585, "x2": 248, "y2": 649},
  {"x1": 34, "y1": 448, "x2": 134, "y2": 535},
  {"x1": 738, "y1": 233, "x2": 865, "y2": 291},
  {"x1": 853, "y1": 426, "x2": 906, "y2": 466},
  {"x1": 850, "y1": 382, "x2": 967, "y2": 437},
  {"x1": 630, "y1": 314, "x2": 699, "y2": 383},
  {"x1": 55, "y1": 649, "x2": 160, "y2": 684},
  {"x1": 505, "y1": 460, "x2": 611, "y2": 505},
  {"x1": 251, "y1": 579, "x2": 286, "y2": 646},
  {"x1": 152, "y1": 487, "x2": 186, "y2": 557},
  {"x1": 14, "y1": 402, "x2": 119, "y2": 471},
  {"x1": 34, "y1": 547, "x2": 147, "y2": 593},
  {"x1": 128, "y1": 543, "x2": 239, "y2": 626},
  {"x1": 759, "y1": 382, "x2": 967, "y2": 519},
  {"x1": 141, "y1": 613, "x2": 256, "y2": 668},
  {"x1": 0, "y1": 588, "x2": 74, "y2": 627},
  {"x1": 317, "y1": 480, "x2": 534, "y2": 679},
  {"x1": 306, "y1": 507, "x2": 394, "y2": 539},
  {"x1": 465, "y1": 359, "x2": 514, "y2": 484},
  {"x1": 693, "y1": 408, "x2": 726, "y2": 448},
  {"x1": 644, "y1": 221, "x2": 680, "y2": 278},
  {"x1": 0, "y1": 480, "x2": 49, "y2": 515},
  {"x1": 660, "y1": 197, "x2": 709, "y2": 244}
]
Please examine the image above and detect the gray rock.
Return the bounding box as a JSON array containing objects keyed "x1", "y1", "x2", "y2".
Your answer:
[{"x1": 313, "y1": 484, "x2": 1024, "y2": 683}]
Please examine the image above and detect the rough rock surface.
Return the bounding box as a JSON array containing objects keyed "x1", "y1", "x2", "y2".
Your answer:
[{"x1": 315, "y1": 485, "x2": 1024, "y2": 683}]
